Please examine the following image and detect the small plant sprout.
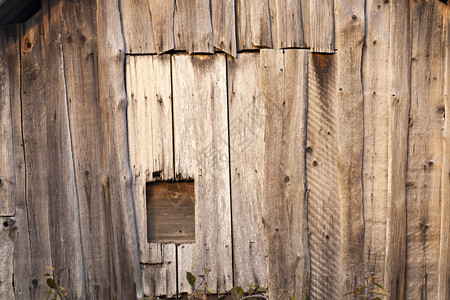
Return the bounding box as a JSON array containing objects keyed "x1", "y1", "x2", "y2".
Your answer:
[
  {"x1": 43, "y1": 266, "x2": 69, "y2": 300},
  {"x1": 344, "y1": 275, "x2": 389, "y2": 300},
  {"x1": 186, "y1": 267, "x2": 211, "y2": 300}
]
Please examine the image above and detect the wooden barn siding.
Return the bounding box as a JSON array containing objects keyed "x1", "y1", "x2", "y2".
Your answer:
[{"x1": 0, "y1": 0, "x2": 448, "y2": 299}]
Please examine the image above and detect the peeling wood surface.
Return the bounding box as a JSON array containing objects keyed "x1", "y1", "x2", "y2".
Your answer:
[
  {"x1": 126, "y1": 54, "x2": 177, "y2": 297},
  {"x1": 211, "y1": 0, "x2": 237, "y2": 56},
  {"x1": 172, "y1": 54, "x2": 233, "y2": 294},
  {"x1": 149, "y1": 0, "x2": 175, "y2": 54},
  {"x1": 227, "y1": 52, "x2": 267, "y2": 287},
  {"x1": 236, "y1": 0, "x2": 272, "y2": 50},
  {"x1": 260, "y1": 49, "x2": 309, "y2": 299},
  {"x1": 0, "y1": 26, "x2": 15, "y2": 216}
]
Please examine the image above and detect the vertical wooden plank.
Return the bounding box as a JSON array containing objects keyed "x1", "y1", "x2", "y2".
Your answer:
[
  {"x1": 334, "y1": 0, "x2": 365, "y2": 295},
  {"x1": 301, "y1": 0, "x2": 311, "y2": 47},
  {"x1": 60, "y1": 0, "x2": 112, "y2": 298},
  {"x1": 126, "y1": 55, "x2": 176, "y2": 297},
  {"x1": 438, "y1": 7, "x2": 450, "y2": 299},
  {"x1": 20, "y1": 12, "x2": 54, "y2": 299},
  {"x1": 40, "y1": 1, "x2": 86, "y2": 297},
  {"x1": 121, "y1": 0, "x2": 156, "y2": 53},
  {"x1": 4, "y1": 24, "x2": 30, "y2": 299},
  {"x1": 96, "y1": 0, "x2": 142, "y2": 298},
  {"x1": 406, "y1": 1, "x2": 447, "y2": 298},
  {"x1": 361, "y1": 0, "x2": 389, "y2": 280},
  {"x1": 260, "y1": 49, "x2": 309, "y2": 299},
  {"x1": 211, "y1": 0, "x2": 237, "y2": 57},
  {"x1": 0, "y1": 217, "x2": 14, "y2": 299},
  {"x1": 174, "y1": 0, "x2": 214, "y2": 54},
  {"x1": 172, "y1": 53, "x2": 233, "y2": 294},
  {"x1": 384, "y1": 0, "x2": 411, "y2": 298},
  {"x1": 310, "y1": 0, "x2": 335, "y2": 53},
  {"x1": 236, "y1": 0, "x2": 272, "y2": 50},
  {"x1": 0, "y1": 26, "x2": 15, "y2": 216},
  {"x1": 149, "y1": 0, "x2": 175, "y2": 54},
  {"x1": 268, "y1": 0, "x2": 305, "y2": 49},
  {"x1": 306, "y1": 53, "x2": 339, "y2": 299},
  {"x1": 228, "y1": 53, "x2": 267, "y2": 287}
]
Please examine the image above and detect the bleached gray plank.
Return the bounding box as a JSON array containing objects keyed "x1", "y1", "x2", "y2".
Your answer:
[
  {"x1": 0, "y1": 26, "x2": 15, "y2": 216},
  {"x1": 236, "y1": 0, "x2": 272, "y2": 50},
  {"x1": 227, "y1": 52, "x2": 267, "y2": 288},
  {"x1": 406, "y1": 1, "x2": 447, "y2": 299},
  {"x1": 211, "y1": 0, "x2": 237, "y2": 56},
  {"x1": 172, "y1": 53, "x2": 233, "y2": 294},
  {"x1": 121, "y1": 0, "x2": 156, "y2": 53},
  {"x1": 310, "y1": 0, "x2": 334, "y2": 53},
  {"x1": 126, "y1": 55, "x2": 176, "y2": 297},
  {"x1": 149, "y1": 0, "x2": 175, "y2": 54},
  {"x1": 0, "y1": 217, "x2": 14, "y2": 299},
  {"x1": 174, "y1": 0, "x2": 214, "y2": 54},
  {"x1": 260, "y1": 49, "x2": 309, "y2": 299}
]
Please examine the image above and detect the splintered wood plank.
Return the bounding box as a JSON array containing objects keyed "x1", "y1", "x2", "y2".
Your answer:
[
  {"x1": 174, "y1": 0, "x2": 214, "y2": 54},
  {"x1": 40, "y1": 1, "x2": 85, "y2": 296},
  {"x1": 310, "y1": 0, "x2": 335, "y2": 53},
  {"x1": 307, "y1": 53, "x2": 339, "y2": 299},
  {"x1": 0, "y1": 217, "x2": 14, "y2": 299},
  {"x1": 260, "y1": 49, "x2": 309, "y2": 299},
  {"x1": 149, "y1": 0, "x2": 175, "y2": 54},
  {"x1": 126, "y1": 54, "x2": 176, "y2": 297},
  {"x1": 121, "y1": 0, "x2": 156, "y2": 53},
  {"x1": 0, "y1": 27, "x2": 15, "y2": 216},
  {"x1": 384, "y1": 0, "x2": 411, "y2": 298},
  {"x1": 60, "y1": 0, "x2": 112, "y2": 297},
  {"x1": 20, "y1": 12, "x2": 54, "y2": 299},
  {"x1": 438, "y1": 8, "x2": 449, "y2": 299},
  {"x1": 334, "y1": 0, "x2": 365, "y2": 295},
  {"x1": 97, "y1": 0, "x2": 142, "y2": 298},
  {"x1": 211, "y1": 0, "x2": 237, "y2": 56},
  {"x1": 3, "y1": 24, "x2": 29, "y2": 299},
  {"x1": 227, "y1": 53, "x2": 267, "y2": 287},
  {"x1": 172, "y1": 54, "x2": 233, "y2": 294},
  {"x1": 361, "y1": 0, "x2": 389, "y2": 280},
  {"x1": 406, "y1": 1, "x2": 447, "y2": 299},
  {"x1": 268, "y1": 0, "x2": 305, "y2": 49},
  {"x1": 236, "y1": 0, "x2": 272, "y2": 50}
]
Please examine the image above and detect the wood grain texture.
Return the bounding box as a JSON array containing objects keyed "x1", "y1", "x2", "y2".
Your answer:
[
  {"x1": 384, "y1": 0, "x2": 411, "y2": 298},
  {"x1": 310, "y1": 0, "x2": 335, "y2": 53},
  {"x1": 149, "y1": 0, "x2": 175, "y2": 54},
  {"x1": 121, "y1": 0, "x2": 156, "y2": 53},
  {"x1": 227, "y1": 52, "x2": 267, "y2": 288},
  {"x1": 307, "y1": 53, "x2": 339, "y2": 299},
  {"x1": 2, "y1": 24, "x2": 31, "y2": 300},
  {"x1": 20, "y1": 12, "x2": 54, "y2": 299},
  {"x1": 406, "y1": 1, "x2": 447, "y2": 298},
  {"x1": 41, "y1": 1, "x2": 85, "y2": 296},
  {"x1": 211, "y1": 0, "x2": 237, "y2": 56},
  {"x1": 260, "y1": 49, "x2": 309, "y2": 299},
  {"x1": 361, "y1": 0, "x2": 389, "y2": 280},
  {"x1": 0, "y1": 217, "x2": 14, "y2": 299},
  {"x1": 269, "y1": 0, "x2": 305, "y2": 49},
  {"x1": 0, "y1": 26, "x2": 15, "y2": 216},
  {"x1": 438, "y1": 7, "x2": 449, "y2": 299},
  {"x1": 174, "y1": 0, "x2": 214, "y2": 54},
  {"x1": 172, "y1": 53, "x2": 233, "y2": 294},
  {"x1": 335, "y1": 0, "x2": 365, "y2": 295},
  {"x1": 236, "y1": 0, "x2": 272, "y2": 50},
  {"x1": 96, "y1": 0, "x2": 142, "y2": 298},
  {"x1": 126, "y1": 54, "x2": 176, "y2": 297},
  {"x1": 301, "y1": 0, "x2": 311, "y2": 47},
  {"x1": 60, "y1": 0, "x2": 112, "y2": 297}
]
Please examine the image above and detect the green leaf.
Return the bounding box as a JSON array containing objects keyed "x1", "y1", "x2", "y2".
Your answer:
[
  {"x1": 289, "y1": 296, "x2": 296, "y2": 300},
  {"x1": 204, "y1": 283, "x2": 210, "y2": 294},
  {"x1": 202, "y1": 268, "x2": 211, "y2": 274},
  {"x1": 373, "y1": 298, "x2": 382, "y2": 300},
  {"x1": 373, "y1": 282, "x2": 384, "y2": 289},
  {"x1": 256, "y1": 287, "x2": 268, "y2": 293},
  {"x1": 56, "y1": 267, "x2": 68, "y2": 276},
  {"x1": 46, "y1": 278, "x2": 57, "y2": 289},
  {"x1": 186, "y1": 272, "x2": 196, "y2": 287},
  {"x1": 230, "y1": 287, "x2": 244, "y2": 300},
  {"x1": 369, "y1": 288, "x2": 389, "y2": 296}
]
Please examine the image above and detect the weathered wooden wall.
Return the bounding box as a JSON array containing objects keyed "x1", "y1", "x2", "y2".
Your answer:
[{"x1": 0, "y1": 0, "x2": 449, "y2": 299}]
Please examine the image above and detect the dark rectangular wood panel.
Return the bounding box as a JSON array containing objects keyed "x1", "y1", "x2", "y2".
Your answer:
[{"x1": 147, "y1": 181, "x2": 195, "y2": 244}]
